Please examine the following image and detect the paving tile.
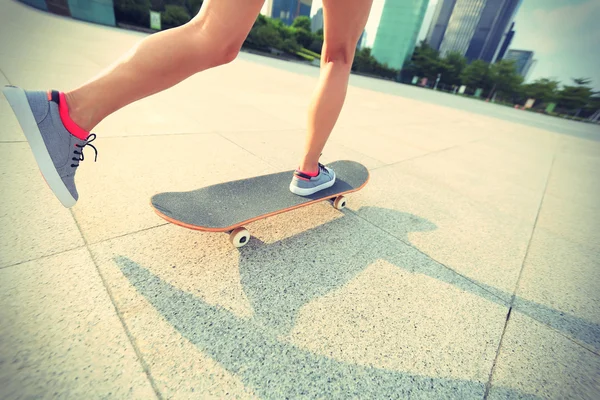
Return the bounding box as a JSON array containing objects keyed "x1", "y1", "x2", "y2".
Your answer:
[
  {"x1": 222, "y1": 129, "x2": 385, "y2": 170},
  {"x1": 536, "y1": 192, "x2": 600, "y2": 254},
  {"x1": 0, "y1": 90, "x2": 25, "y2": 142},
  {"x1": 348, "y1": 164, "x2": 535, "y2": 302},
  {"x1": 396, "y1": 140, "x2": 552, "y2": 221},
  {"x1": 71, "y1": 134, "x2": 274, "y2": 244},
  {"x1": 329, "y1": 126, "x2": 428, "y2": 165},
  {"x1": 514, "y1": 227, "x2": 600, "y2": 352},
  {"x1": 0, "y1": 248, "x2": 156, "y2": 399},
  {"x1": 545, "y1": 138, "x2": 600, "y2": 210},
  {"x1": 488, "y1": 312, "x2": 600, "y2": 400},
  {"x1": 90, "y1": 214, "x2": 511, "y2": 398},
  {"x1": 0, "y1": 143, "x2": 84, "y2": 268}
]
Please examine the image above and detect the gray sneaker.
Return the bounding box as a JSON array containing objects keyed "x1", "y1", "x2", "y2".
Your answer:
[
  {"x1": 2, "y1": 86, "x2": 97, "y2": 208},
  {"x1": 289, "y1": 163, "x2": 336, "y2": 196}
]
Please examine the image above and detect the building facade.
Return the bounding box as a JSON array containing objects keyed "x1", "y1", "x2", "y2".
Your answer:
[
  {"x1": 495, "y1": 21, "x2": 515, "y2": 61},
  {"x1": 371, "y1": 0, "x2": 430, "y2": 70},
  {"x1": 270, "y1": 0, "x2": 312, "y2": 26},
  {"x1": 438, "y1": 0, "x2": 486, "y2": 57},
  {"x1": 425, "y1": 0, "x2": 457, "y2": 50},
  {"x1": 504, "y1": 49, "x2": 535, "y2": 78},
  {"x1": 464, "y1": 0, "x2": 522, "y2": 63},
  {"x1": 427, "y1": 0, "x2": 521, "y2": 63},
  {"x1": 311, "y1": 7, "x2": 323, "y2": 32}
]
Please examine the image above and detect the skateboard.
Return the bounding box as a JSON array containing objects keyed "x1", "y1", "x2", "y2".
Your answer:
[{"x1": 150, "y1": 160, "x2": 369, "y2": 248}]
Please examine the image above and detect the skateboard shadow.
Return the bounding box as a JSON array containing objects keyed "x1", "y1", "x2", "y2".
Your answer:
[
  {"x1": 113, "y1": 206, "x2": 598, "y2": 398},
  {"x1": 236, "y1": 207, "x2": 600, "y2": 352}
]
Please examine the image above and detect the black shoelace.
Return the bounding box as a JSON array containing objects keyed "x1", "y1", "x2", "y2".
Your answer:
[{"x1": 71, "y1": 133, "x2": 98, "y2": 168}]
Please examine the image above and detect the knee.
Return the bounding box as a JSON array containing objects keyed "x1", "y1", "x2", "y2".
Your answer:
[
  {"x1": 214, "y1": 42, "x2": 241, "y2": 66},
  {"x1": 185, "y1": 23, "x2": 242, "y2": 68},
  {"x1": 321, "y1": 43, "x2": 355, "y2": 69}
]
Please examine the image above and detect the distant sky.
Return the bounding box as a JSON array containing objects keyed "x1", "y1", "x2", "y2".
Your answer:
[
  {"x1": 510, "y1": 0, "x2": 600, "y2": 88},
  {"x1": 262, "y1": 0, "x2": 600, "y2": 89}
]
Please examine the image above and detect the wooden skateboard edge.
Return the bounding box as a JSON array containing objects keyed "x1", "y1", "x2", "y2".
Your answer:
[{"x1": 150, "y1": 172, "x2": 370, "y2": 233}]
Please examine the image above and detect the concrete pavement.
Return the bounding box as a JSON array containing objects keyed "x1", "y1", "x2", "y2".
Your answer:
[{"x1": 1, "y1": 0, "x2": 599, "y2": 398}]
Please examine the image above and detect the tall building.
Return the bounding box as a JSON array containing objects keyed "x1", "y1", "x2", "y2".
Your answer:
[
  {"x1": 270, "y1": 0, "x2": 312, "y2": 26},
  {"x1": 464, "y1": 0, "x2": 522, "y2": 62},
  {"x1": 371, "y1": 0, "x2": 430, "y2": 70},
  {"x1": 496, "y1": 21, "x2": 515, "y2": 61},
  {"x1": 311, "y1": 7, "x2": 323, "y2": 32},
  {"x1": 357, "y1": 30, "x2": 368, "y2": 50},
  {"x1": 428, "y1": 0, "x2": 522, "y2": 63},
  {"x1": 504, "y1": 49, "x2": 535, "y2": 78},
  {"x1": 438, "y1": 0, "x2": 486, "y2": 57},
  {"x1": 425, "y1": 0, "x2": 457, "y2": 50}
]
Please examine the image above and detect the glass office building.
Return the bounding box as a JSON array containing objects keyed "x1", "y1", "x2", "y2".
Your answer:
[
  {"x1": 270, "y1": 0, "x2": 312, "y2": 26},
  {"x1": 430, "y1": 0, "x2": 521, "y2": 63},
  {"x1": 371, "y1": 0, "x2": 430, "y2": 70},
  {"x1": 504, "y1": 49, "x2": 535, "y2": 77},
  {"x1": 464, "y1": 0, "x2": 521, "y2": 62},
  {"x1": 425, "y1": 0, "x2": 457, "y2": 50},
  {"x1": 438, "y1": 0, "x2": 485, "y2": 57}
]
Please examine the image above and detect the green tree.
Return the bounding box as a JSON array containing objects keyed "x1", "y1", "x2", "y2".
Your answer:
[
  {"x1": 308, "y1": 37, "x2": 323, "y2": 54},
  {"x1": 251, "y1": 24, "x2": 283, "y2": 49},
  {"x1": 558, "y1": 78, "x2": 594, "y2": 113},
  {"x1": 439, "y1": 51, "x2": 466, "y2": 86},
  {"x1": 282, "y1": 37, "x2": 301, "y2": 54},
  {"x1": 114, "y1": 0, "x2": 152, "y2": 26},
  {"x1": 272, "y1": 18, "x2": 294, "y2": 41},
  {"x1": 521, "y1": 78, "x2": 560, "y2": 106},
  {"x1": 489, "y1": 59, "x2": 523, "y2": 100},
  {"x1": 573, "y1": 77, "x2": 591, "y2": 86},
  {"x1": 185, "y1": 0, "x2": 203, "y2": 15},
  {"x1": 407, "y1": 41, "x2": 442, "y2": 80},
  {"x1": 352, "y1": 47, "x2": 398, "y2": 79},
  {"x1": 352, "y1": 47, "x2": 378, "y2": 73},
  {"x1": 460, "y1": 60, "x2": 492, "y2": 92},
  {"x1": 291, "y1": 16, "x2": 311, "y2": 31},
  {"x1": 294, "y1": 27, "x2": 314, "y2": 49},
  {"x1": 161, "y1": 4, "x2": 190, "y2": 27}
]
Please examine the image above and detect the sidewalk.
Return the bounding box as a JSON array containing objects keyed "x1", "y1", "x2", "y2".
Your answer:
[{"x1": 1, "y1": 0, "x2": 599, "y2": 398}]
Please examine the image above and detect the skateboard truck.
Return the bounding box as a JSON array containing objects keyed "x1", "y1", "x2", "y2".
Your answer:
[{"x1": 224, "y1": 195, "x2": 347, "y2": 248}]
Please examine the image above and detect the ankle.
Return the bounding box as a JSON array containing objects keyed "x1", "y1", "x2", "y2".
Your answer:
[
  {"x1": 299, "y1": 160, "x2": 319, "y2": 174},
  {"x1": 58, "y1": 91, "x2": 92, "y2": 139},
  {"x1": 63, "y1": 91, "x2": 95, "y2": 132}
]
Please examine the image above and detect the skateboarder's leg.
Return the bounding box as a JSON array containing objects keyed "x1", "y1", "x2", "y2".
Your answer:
[
  {"x1": 64, "y1": 0, "x2": 264, "y2": 132},
  {"x1": 299, "y1": 0, "x2": 373, "y2": 174},
  {"x1": 2, "y1": 0, "x2": 263, "y2": 207},
  {"x1": 290, "y1": 0, "x2": 373, "y2": 196}
]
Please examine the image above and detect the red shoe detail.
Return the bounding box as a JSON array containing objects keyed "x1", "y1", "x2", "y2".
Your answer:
[{"x1": 58, "y1": 92, "x2": 89, "y2": 140}]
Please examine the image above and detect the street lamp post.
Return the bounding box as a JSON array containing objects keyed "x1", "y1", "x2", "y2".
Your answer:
[{"x1": 434, "y1": 73, "x2": 441, "y2": 90}]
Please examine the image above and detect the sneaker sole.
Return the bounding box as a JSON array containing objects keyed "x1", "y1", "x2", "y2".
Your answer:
[
  {"x1": 2, "y1": 86, "x2": 77, "y2": 208},
  {"x1": 289, "y1": 171, "x2": 336, "y2": 196}
]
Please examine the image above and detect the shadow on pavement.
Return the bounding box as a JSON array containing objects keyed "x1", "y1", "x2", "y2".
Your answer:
[{"x1": 113, "y1": 206, "x2": 597, "y2": 398}]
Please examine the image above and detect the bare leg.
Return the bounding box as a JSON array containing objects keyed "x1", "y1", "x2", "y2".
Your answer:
[
  {"x1": 65, "y1": 0, "x2": 265, "y2": 132},
  {"x1": 299, "y1": 0, "x2": 373, "y2": 172}
]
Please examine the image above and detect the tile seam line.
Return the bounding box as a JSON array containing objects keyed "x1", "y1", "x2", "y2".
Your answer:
[
  {"x1": 96, "y1": 127, "x2": 303, "y2": 139},
  {"x1": 482, "y1": 133, "x2": 560, "y2": 399},
  {"x1": 0, "y1": 224, "x2": 169, "y2": 270},
  {"x1": 345, "y1": 208, "x2": 509, "y2": 307},
  {"x1": 0, "y1": 245, "x2": 86, "y2": 270},
  {"x1": 347, "y1": 204, "x2": 600, "y2": 361},
  {"x1": 370, "y1": 137, "x2": 488, "y2": 171},
  {"x1": 217, "y1": 132, "x2": 281, "y2": 171},
  {"x1": 69, "y1": 208, "x2": 164, "y2": 400}
]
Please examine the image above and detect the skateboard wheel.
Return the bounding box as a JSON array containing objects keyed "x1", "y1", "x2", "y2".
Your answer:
[
  {"x1": 333, "y1": 196, "x2": 347, "y2": 210},
  {"x1": 229, "y1": 227, "x2": 250, "y2": 248}
]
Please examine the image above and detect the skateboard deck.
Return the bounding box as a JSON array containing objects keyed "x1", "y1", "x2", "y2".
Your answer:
[{"x1": 150, "y1": 160, "x2": 369, "y2": 247}]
